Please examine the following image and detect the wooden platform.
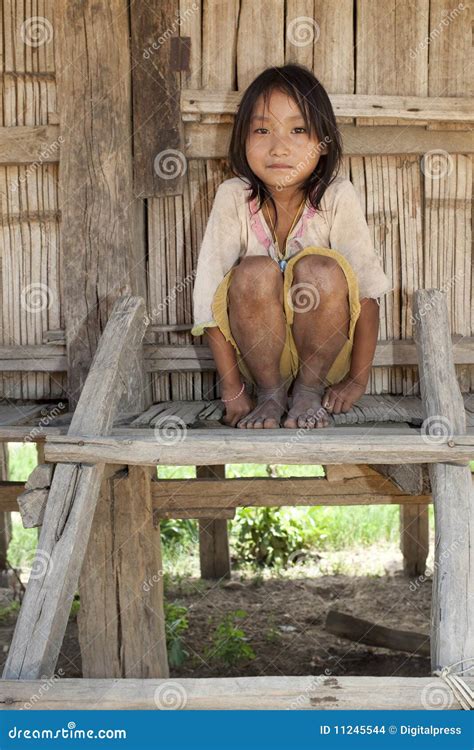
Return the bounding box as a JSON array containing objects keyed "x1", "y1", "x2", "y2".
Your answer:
[
  {"x1": 1, "y1": 393, "x2": 474, "y2": 435},
  {"x1": 0, "y1": 676, "x2": 472, "y2": 710}
]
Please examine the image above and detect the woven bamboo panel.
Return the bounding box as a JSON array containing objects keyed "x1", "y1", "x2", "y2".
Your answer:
[{"x1": 0, "y1": 0, "x2": 63, "y2": 399}]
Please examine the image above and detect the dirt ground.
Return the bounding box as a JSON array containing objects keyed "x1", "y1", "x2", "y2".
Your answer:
[{"x1": 0, "y1": 570, "x2": 431, "y2": 678}]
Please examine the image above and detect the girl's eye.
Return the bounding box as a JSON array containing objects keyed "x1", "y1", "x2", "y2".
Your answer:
[{"x1": 253, "y1": 127, "x2": 307, "y2": 134}]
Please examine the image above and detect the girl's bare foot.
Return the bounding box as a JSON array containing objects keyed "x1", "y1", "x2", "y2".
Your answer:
[
  {"x1": 236, "y1": 382, "x2": 288, "y2": 429},
  {"x1": 283, "y1": 380, "x2": 332, "y2": 428}
]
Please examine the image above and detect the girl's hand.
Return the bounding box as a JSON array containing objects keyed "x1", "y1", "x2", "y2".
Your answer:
[
  {"x1": 322, "y1": 376, "x2": 366, "y2": 415},
  {"x1": 220, "y1": 385, "x2": 255, "y2": 427}
]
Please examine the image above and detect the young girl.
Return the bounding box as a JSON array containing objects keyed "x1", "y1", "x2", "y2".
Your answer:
[{"x1": 191, "y1": 64, "x2": 392, "y2": 429}]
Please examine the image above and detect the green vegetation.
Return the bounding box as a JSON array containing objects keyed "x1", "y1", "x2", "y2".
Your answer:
[
  {"x1": 164, "y1": 602, "x2": 189, "y2": 668},
  {"x1": 206, "y1": 609, "x2": 255, "y2": 667}
]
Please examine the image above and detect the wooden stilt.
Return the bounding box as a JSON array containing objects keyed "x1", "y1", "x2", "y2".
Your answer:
[
  {"x1": 0, "y1": 444, "x2": 11, "y2": 587},
  {"x1": 413, "y1": 289, "x2": 474, "y2": 672},
  {"x1": 2, "y1": 296, "x2": 148, "y2": 679},
  {"x1": 197, "y1": 466, "x2": 231, "y2": 580},
  {"x1": 79, "y1": 466, "x2": 168, "y2": 678}
]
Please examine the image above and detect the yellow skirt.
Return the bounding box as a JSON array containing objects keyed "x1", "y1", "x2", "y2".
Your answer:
[{"x1": 211, "y1": 246, "x2": 361, "y2": 388}]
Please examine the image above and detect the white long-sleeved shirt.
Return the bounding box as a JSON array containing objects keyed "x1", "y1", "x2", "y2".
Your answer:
[{"x1": 191, "y1": 174, "x2": 393, "y2": 336}]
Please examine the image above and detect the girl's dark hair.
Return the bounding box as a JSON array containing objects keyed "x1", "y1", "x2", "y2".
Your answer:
[{"x1": 228, "y1": 63, "x2": 343, "y2": 223}]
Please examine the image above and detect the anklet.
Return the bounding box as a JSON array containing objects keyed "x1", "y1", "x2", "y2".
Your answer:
[{"x1": 221, "y1": 382, "x2": 245, "y2": 402}]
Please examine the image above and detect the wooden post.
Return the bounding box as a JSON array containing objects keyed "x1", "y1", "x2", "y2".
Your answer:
[
  {"x1": 55, "y1": 0, "x2": 150, "y2": 411},
  {"x1": 399, "y1": 504, "x2": 429, "y2": 577},
  {"x1": 78, "y1": 466, "x2": 168, "y2": 678},
  {"x1": 3, "y1": 296, "x2": 148, "y2": 679},
  {"x1": 197, "y1": 466, "x2": 231, "y2": 580},
  {"x1": 413, "y1": 289, "x2": 474, "y2": 672},
  {"x1": 0, "y1": 445, "x2": 11, "y2": 587},
  {"x1": 373, "y1": 463, "x2": 430, "y2": 576}
]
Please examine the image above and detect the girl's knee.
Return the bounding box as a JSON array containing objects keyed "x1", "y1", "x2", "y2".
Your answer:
[
  {"x1": 292, "y1": 254, "x2": 348, "y2": 292},
  {"x1": 229, "y1": 256, "x2": 282, "y2": 296}
]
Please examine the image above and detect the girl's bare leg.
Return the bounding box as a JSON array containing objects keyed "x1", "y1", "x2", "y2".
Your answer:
[
  {"x1": 283, "y1": 255, "x2": 350, "y2": 429},
  {"x1": 228, "y1": 256, "x2": 288, "y2": 428}
]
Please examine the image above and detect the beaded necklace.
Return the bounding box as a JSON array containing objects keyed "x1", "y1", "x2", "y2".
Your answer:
[{"x1": 263, "y1": 195, "x2": 306, "y2": 272}]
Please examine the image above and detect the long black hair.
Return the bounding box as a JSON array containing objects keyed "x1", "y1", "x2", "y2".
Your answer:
[{"x1": 228, "y1": 64, "x2": 343, "y2": 223}]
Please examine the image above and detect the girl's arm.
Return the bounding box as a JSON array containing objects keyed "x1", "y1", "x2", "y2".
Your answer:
[
  {"x1": 348, "y1": 297, "x2": 379, "y2": 387},
  {"x1": 323, "y1": 297, "x2": 379, "y2": 414}
]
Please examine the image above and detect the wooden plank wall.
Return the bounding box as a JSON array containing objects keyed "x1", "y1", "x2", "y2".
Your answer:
[
  {"x1": 0, "y1": 0, "x2": 64, "y2": 399},
  {"x1": 0, "y1": 1, "x2": 472, "y2": 403},
  {"x1": 148, "y1": 0, "x2": 472, "y2": 402}
]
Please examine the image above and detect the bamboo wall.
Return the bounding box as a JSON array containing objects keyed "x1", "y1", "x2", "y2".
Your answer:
[
  {"x1": 0, "y1": 0, "x2": 63, "y2": 399},
  {"x1": 0, "y1": 0, "x2": 472, "y2": 404}
]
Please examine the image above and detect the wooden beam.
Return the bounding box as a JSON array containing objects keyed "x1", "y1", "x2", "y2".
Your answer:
[
  {"x1": 181, "y1": 90, "x2": 474, "y2": 123},
  {"x1": 0, "y1": 676, "x2": 470, "y2": 710},
  {"x1": 2, "y1": 336, "x2": 473, "y2": 373},
  {"x1": 0, "y1": 345, "x2": 67, "y2": 372},
  {"x1": 185, "y1": 123, "x2": 474, "y2": 158},
  {"x1": 399, "y1": 504, "x2": 429, "y2": 577},
  {"x1": 2, "y1": 295, "x2": 148, "y2": 680},
  {"x1": 43, "y1": 431, "x2": 474, "y2": 466},
  {"x1": 368, "y1": 464, "x2": 431, "y2": 576},
  {"x1": 78, "y1": 466, "x2": 169, "y2": 678},
  {"x1": 196, "y1": 466, "x2": 230, "y2": 580},
  {"x1": 0, "y1": 125, "x2": 61, "y2": 164},
  {"x1": 55, "y1": 0, "x2": 148, "y2": 411},
  {"x1": 152, "y1": 475, "x2": 431, "y2": 509},
  {"x1": 325, "y1": 610, "x2": 430, "y2": 657},
  {"x1": 0, "y1": 482, "x2": 23, "y2": 512},
  {"x1": 413, "y1": 289, "x2": 474, "y2": 673},
  {"x1": 131, "y1": 0, "x2": 185, "y2": 197}
]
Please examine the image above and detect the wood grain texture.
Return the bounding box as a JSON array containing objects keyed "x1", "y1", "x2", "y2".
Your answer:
[
  {"x1": 413, "y1": 289, "x2": 474, "y2": 672},
  {"x1": 2, "y1": 296, "x2": 148, "y2": 679},
  {"x1": 0, "y1": 675, "x2": 471, "y2": 710}
]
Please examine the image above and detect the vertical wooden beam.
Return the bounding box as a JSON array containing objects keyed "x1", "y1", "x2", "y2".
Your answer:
[
  {"x1": 399, "y1": 504, "x2": 429, "y2": 577},
  {"x1": 55, "y1": 0, "x2": 149, "y2": 410},
  {"x1": 197, "y1": 466, "x2": 231, "y2": 580},
  {"x1": 369, "y1": 463, "x2": 431, "y2": 576},
  {"x1": 78, "y1": 466, "x2": 169, "y2": 678},
  {"x1": 131, "y1": 0, "x2": 186, "y2": 197},
  {"x1": 413, "y1": 289, "x2": 474, "y2": 672},
  {"x1": 0, "y1": 444, "x2": 11, "y2": 586}
]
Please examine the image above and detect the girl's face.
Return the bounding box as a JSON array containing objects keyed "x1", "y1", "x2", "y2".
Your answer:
[{"x1": 245, "y1": 89, "x2": 327, "y2": 196}]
